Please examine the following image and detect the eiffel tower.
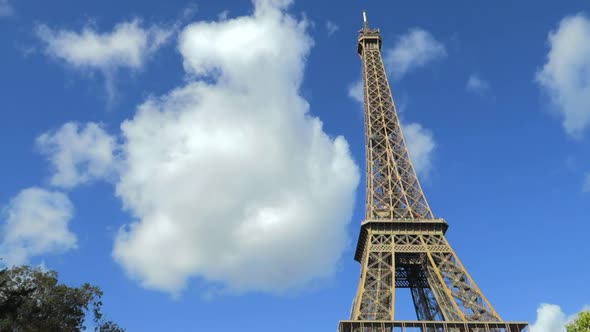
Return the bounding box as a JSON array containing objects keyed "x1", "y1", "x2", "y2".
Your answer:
[{"x1": 337, "y1": 12, "x2": 528, "y2": 332}]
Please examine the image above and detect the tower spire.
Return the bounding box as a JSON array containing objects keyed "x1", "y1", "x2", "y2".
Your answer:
[{"x1": 336, "y1": 13, "x2": 529, "y2": 332}]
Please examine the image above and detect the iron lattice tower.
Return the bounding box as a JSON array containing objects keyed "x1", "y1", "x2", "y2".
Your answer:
[{"x1": 337, "y1": 12, "x2": 528, "y2": 332}]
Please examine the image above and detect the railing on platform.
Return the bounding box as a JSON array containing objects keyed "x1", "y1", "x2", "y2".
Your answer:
[{"x1": 338, "y1": 320, "x2": 528, "y2": 332}]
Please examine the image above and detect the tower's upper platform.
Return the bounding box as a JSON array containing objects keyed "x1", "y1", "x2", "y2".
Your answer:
[{"x1": 357, "y1": 11, "x2": 382, "y2": 54}]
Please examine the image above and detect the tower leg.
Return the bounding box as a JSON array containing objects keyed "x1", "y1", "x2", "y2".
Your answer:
[{"x1": 353, "y1": 233, "x2": 395, "y2": 320}]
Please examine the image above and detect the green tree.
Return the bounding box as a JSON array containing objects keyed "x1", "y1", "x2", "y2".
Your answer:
[
  {"x1": 0, "y1": 265, "x2": 124, "y2": 332},
  {"x1": 567, "y1": 311, "x2": 590, "y2": 332}
]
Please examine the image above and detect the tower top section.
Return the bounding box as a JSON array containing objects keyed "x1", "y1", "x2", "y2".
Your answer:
[
  {"x1": 356, "y1": 10, "x2": 433, "y2": 221},
  {"x1": 357, "y1": 10, "x2": 382, "y2": 55}
]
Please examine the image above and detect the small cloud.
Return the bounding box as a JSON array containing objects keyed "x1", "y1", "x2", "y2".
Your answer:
[
  {"x1": 35, "y1": 19, "x2": 174, "y2": 104},
  {"x1": 181, "y1": 3, "x2": 198, "y2": 21},
  {"x1": 530, "y1": 304, "x2": 567, "y2": 332},
  {"x1": 402, "y1": 122, "x2": 436, "y2": 177},
  {"x1": 466, "y1": 74, "x2": 491, "y2": 95},
  {"x1": 36, "y1": 122, "x2": 119, "y2": 189},
  {"x1": 326, "y1": 20, "x2": 339, "y2": 36},
  {"x1": 347, "y1": 79, "x2": 363, "y2": 103},
  {"x1": 218, "y1": 10, "x2": 229, "y2": 21},
  {"x1": 530, "y1": 303, "x2": 590, "y2": 332},
  {"x1": 36, "y1": 19, "x2": 172, "y2": 72},
  {"x1": 564, "y1": 156, "x2": 577, "y2": 171},
  {"x1": 37, "y1": 261, "x2": 49, "y2": 272},
  {"x1": 384, "y1": 28, "x2": 446, "y2": 80},
  {"x1": 583, "y1": 173, "x2": 590, "y2": 192},
  {"x1": 0, "y1": 187, "x2": 77, "y2": 266},
  {"x1": 0, "y1": 0, "x2": 13, "y2": 17},
  {"x1": 536, "y1": 13, "x2": 590, "y2": 138}
]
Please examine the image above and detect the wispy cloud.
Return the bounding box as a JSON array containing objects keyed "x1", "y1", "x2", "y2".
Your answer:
[
  {"x1": 384, "y1": 28, "x2": 446, "y2": 80},
  {"x1": 218, "y1": 10, "x2": 230, "y2": 21},
  {"x1": 0, "y1": 0, "x2": 13, "y2": 17},
  {"x1": 583, "y1": 173, "x2": 590, "y2": 192},
  {"x1": 347, "y1": 79, "x2": 363, "y2": 103},
  {"x1": 181, "y1": 3, "x2": 198, "y2": 21},
  {"x1": 36, "y1": 19, "x2": 173, "y2": 104},
  {"x1": 536, "y1": 13, "x2": 590, "y2": 138},
  {"x1": 326, "y1": 20, "x2": 339, "y2": 36},
  {"x1": 466, "y1": 74, "x2": 491, "y2": 95},
  {"x1": 402, "y1": 123, "x2": 436, "y2": 177}
]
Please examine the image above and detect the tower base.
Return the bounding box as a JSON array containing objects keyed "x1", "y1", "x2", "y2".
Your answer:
[{"x1": 338, "y1": 320, "x2": 528, "y2": 332}]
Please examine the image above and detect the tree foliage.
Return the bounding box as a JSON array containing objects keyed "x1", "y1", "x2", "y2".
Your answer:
[
  {"x1": 0, "y1": 265, "x2": 124, "y2": 332},
  {"x1": 567, "y1": 311, "x2": 590, "y2": 332}
]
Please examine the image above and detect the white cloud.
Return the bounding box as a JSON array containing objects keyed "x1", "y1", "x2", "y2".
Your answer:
[
  {"x1": 112, "y1": 0, "x2": 360, "y2": 294},
  {"x1": 326, "y1": 20, "x2": 339, "y2": 36},
  {"x1": 0, "y1": 187, "x2": 76, "y2": 266},
  {"x1": 466, "y1": 74, "x2": 490, "y2": 95},
  {"x1": 583, "y1": 173, "x2": 590, "y2": 192},
  {"x1": 36, "y1": 19, "x2": 171, "y2": 70},
  {"x1": 348, "y1": 79, "x2": 363, "y2": 103},
  {"x1": 531, "y1": 304, "x2": 567, "y2": 332},
  {"x1": 384, "y1": 28, "x2": 446, "y2": 80},
  {"x1": 36, "y1": 19, "x2": 173, "y2": 102},
  {"x1": 37, "y1": 122, "x2": 118, "y2": 189},
  {"x1": 402, "y1": 123, "x2": 435, "y2": 176},
  {"x1": 530, "y1": 304, "x2": 590, "y2": 332},
  {"x1": 0, "y1": 0, "x2": 13, "y2": 16},
  {"x1": 536, "y1": 13, "x2": 590, "y2": 138}
]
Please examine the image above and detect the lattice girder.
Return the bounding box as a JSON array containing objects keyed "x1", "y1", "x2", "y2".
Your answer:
[
  {"x1": 360, "y1": 26, "x2": 433, "y2": 221},
  {"x1": 351, "y1": 222, "x2": 500, "y2": 322},
  {"x1": 340, "y1": 12, "x2": 528, "y2": 332}
]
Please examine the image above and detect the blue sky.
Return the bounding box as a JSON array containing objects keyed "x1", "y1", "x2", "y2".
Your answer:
[{"x1": 1, "y1": 0, "x2": 590, "y2": 331}]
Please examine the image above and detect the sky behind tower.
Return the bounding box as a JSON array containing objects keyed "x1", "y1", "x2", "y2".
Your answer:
[{"x1": 1, "y1": 0, "x2": 589, "y2": 331}]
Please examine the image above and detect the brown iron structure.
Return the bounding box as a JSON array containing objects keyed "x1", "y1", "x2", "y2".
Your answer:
[{"x1": 338, "y1": 12, "x2": 528, "y2": 332}]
